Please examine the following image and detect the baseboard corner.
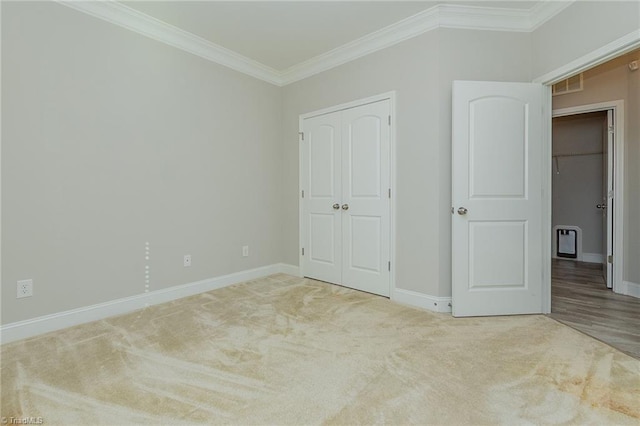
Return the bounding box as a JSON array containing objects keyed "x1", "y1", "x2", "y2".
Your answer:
[
  {"x1": 621, "y1": 280, "x2": 640, "y2": 298},
  {"x1": 392, "y1": 288, "x2": 452, "y2": 313},
  {"x1": 582, "y1": 253, "x2": 604, "y2": 264},
  {"x1": 277, "y1": 263, "x2": 301, "y2": 277}
]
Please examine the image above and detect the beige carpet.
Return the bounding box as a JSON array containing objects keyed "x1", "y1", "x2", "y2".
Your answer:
[{"x1": 1, "y1": 274, "x2": 639, "y2": 425}]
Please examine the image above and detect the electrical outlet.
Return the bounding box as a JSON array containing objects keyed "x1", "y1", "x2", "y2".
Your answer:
[
  {"x1": 17, "y1": 279, "x2": 33, "y2": 298},
  {"x1": 242, "y1": 246, "x2": 249, "y2": 257},
  {"x1": 184, "y1": 254, "x2": 191, "y2": 267}
]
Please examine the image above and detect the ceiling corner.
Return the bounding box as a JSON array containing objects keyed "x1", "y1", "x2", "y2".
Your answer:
[
  {"x1": 528, "y1": 0, "x2": 576, "y2": 31},
  {"x1": 54, "y1": 1, "x2": 577, "y2": 88},
  {"x1": 279, "y1": 5, "x2": 441, "y2": 86},
  {"x1": 55, "y1": 0, "x2": 283, "y2": 86}
]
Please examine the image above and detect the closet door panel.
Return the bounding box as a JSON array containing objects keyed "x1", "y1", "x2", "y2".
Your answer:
[
  {"x1": 341, "y1": 100, "x2": 391, "y2": 297},
  {"x1": 301, "y1": 112, "x2": 342, "y2": 284}
]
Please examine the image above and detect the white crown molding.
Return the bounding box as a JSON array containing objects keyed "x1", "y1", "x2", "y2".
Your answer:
[
  {"x1": 279, "y1": 6, "x2": 440, "y2": 85},
  {"x1": 280, "y1": 3, "x2": 578, "y2": 85},
  {"x1": 279, "y1": 3, "x2": 544, "y2": 85},
  {"x1": 528, "y1": 0, "x2": 575, "y2": 31},
  {"x1": 55, "y1": 1, "x2": 575, "y2": 87},
  {"x1": 438, "y1": 4, "x2": 532, "y2": 32},
  {"x1": 55, "y1": 0, "x2": 282, "y2": 85},
  {"x1": 534, "y1": 29, "x2": 640, "y2": 84}
]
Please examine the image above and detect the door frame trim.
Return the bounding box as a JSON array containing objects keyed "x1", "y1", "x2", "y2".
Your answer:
[
  {"x1": 298, "y1": 91, "x2": 397, "y2": 296},
  {"x1": 551, "y1": 101, "x2": 625, "y2": 296},
  {"x1": 535, "y1": 30, "x2": 640, "y2": 312}
]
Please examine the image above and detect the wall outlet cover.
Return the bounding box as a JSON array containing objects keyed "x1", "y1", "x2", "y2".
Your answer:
[
  {"x1": 17, "y1": 279, "x2": 33, "y2": 298},
  {"x1": 184, "y1": 254, "x2": 192, "y2": 267}
]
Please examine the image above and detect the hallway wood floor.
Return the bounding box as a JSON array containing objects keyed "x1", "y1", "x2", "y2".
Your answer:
[{"x1": 550, "y1": 259, "x2": 640, "y2": 359}]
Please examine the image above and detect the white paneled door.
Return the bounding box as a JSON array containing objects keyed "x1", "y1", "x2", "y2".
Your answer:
[
  {"x1": 301, "y1": 112, "x2": 342, "y2": 285},
  {"x1": 452, "y1": 81, "x2": 544, "y2": 317},
  {"x1": 301, "y1": 99, "x2": 391, "y2": 297}
]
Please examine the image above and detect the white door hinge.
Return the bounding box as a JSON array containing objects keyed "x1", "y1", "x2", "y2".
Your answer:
[
  {"x1": 388, "y1": 115, "x2": 391, "y2": 126},
  {"x1": 388, "y1": 188, "x2": 391, "y2": 199},
  {"x1": 301, "y1": 190, "x2": 305, "y2": 198},
  {"x1": 388, "y1": 261, "x2": 391, "y2": 271},
  {"x1": 608, "y1": 255, "x2": 613, "y2": 263},
  {"x1": 302, "y1": 248, "x2": 305, "y2": 256},
  {"x1": 299, "y1": 131, "x2": 304, "y2": 141}
]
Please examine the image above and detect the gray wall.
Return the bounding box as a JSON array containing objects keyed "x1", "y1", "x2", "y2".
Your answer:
[
  {"x1": 282, "y1": 31, "x2": 441, "y2": 296},
  {"x1": 2, "y1": 2, "x2": 283, "y2": 323},
  {"x1": 552, "y1": 49, "x2": 640, "y2": 284},
  {"x1": 552, "y1": 114, "x2": 606, "y2": 256},
  {"x1": 2, "y1": 1, "x2": 639, "y2": 326},
  {"x1": 282, "y1": 29, "x2": 532, "y2": 297}
]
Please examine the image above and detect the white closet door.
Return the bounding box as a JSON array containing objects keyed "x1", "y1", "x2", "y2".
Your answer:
[
  {"x1": 341, "y1": 100, "x2": 391, "y2": 296},
  {"x1": 301, "y1": 112, "x2": 342, "y2": 284},
  {"x1": 301, "y1": 98, "x2": 391, "y2": 297}
]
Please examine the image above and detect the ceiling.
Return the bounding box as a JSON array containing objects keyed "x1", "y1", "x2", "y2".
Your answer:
[
  {"x1": 120, "y1": 1, "x2": 542, "y2": 71},
  {"x1": 61, "y1": 1, "x2": 570, "y2": 85}
]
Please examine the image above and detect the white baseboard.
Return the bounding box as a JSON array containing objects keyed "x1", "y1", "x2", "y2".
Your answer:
[
  {"x1": 278, "y1": 263, "x2": 301, "y2": 277},
  {"x1": 392, "y1": 288, "x2": 452, "y2": 313},
  {"x1": 552, "y1": 253, "x2": 604, "y2": 264},
  {"x1": 621, "y1": 281, "x2": 640, "y2": 298},
  {"x1": 1, "y1": 263, "x2": 298, "y2": 345},
  {"x1": 582, "y1": 253, "x2": 604, "y2": 264}
]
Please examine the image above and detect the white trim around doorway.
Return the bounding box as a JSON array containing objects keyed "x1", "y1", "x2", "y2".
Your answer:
[
  {"x1": 552, "y1": 101, "x2": 625, "y2": 296},
  {"x1": 533, "y1": 29, "x2": 640, "y2": 86},
  {"x1": 534, "y1": 28, "x2": 639, "y2": 312}
]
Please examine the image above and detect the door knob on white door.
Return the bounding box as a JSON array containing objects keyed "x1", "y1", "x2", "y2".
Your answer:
[
  {"x1": 457, "y1": 207, "x2": 468, "y2": 215},
  {"x1": 333, "y1": 203, "x2": 340, "y2": 210},
  {"x1": 342, "y1": 204, "x2": 349, "y2": 210},
  {"x1": 597, "y1": 204, "x2": 607, "y2": 210}
]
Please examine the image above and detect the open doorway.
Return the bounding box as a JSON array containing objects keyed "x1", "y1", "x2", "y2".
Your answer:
[
  {"x1": 545, "y1": 48, "x2": 640, "y2": 359},
  {"x1": 545, "y1": 48, "x2": 640, "y2": 300},
  {"x1": 551, "y1": 110, "x2": 611, "y2": 284},
  {"x1": 549, "y1": 107, "x2": 640, "y2": 359},
  {"x1": 551, "y1": 100, "x2": 624, "y2": 293}
]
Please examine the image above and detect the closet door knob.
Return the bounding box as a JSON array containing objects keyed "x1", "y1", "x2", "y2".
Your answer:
[
  {"x1": 332, "y1": 203, "x2": 340, "y2": 210},
  {"x1": 342, "y1": 204, "x2": 349, "y2": 210},
  {"x1": 597, "y1": 204, "x2": 607, "y2": 210},
  {"x1": 457, "y1": 207, "x2": 468, "y2": 215}
]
